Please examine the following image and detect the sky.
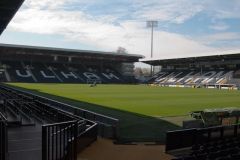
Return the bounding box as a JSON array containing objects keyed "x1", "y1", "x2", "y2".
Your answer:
[{"x1": 0, "y1": 0, "x2": 240, "y2": 61}]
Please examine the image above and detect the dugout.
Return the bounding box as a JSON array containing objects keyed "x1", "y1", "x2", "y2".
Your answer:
[{"x1": 190, "y1": 108, "x2": 240, "y2": 127}]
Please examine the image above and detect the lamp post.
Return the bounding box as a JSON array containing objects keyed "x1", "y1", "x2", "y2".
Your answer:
[{"x1": 147, "y1": 20, "x2": 158, "y2": 76}]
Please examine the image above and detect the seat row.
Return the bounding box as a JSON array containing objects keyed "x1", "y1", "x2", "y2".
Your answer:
[{"x1": 172, "y1": 137, "x2": 240, "y2": 160}]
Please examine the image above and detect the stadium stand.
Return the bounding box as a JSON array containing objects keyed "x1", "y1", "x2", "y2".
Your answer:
[
  {"x1": 166, "y1": 124, "x2": 240, "y2": 160},
  {"x1": 1, "y1": 60, "x2": 129, "y2": 83},
  {"x1": 143, "y1": 53, "x2": 240, "y2": 89},
  {"x1": 22, "y1": 62, "x2": 59, "y2": 83},
  {"x1": 0, "y1": 84, "x2": 121, "y2": 160},
  {"x1": 4, "y1": 61, "x2": 36, "y2": 83},
  {"x1": 150, "y1": 69, "x2": 235, "y2": 86},
  {"x1": 0, "y1": 44, "x2": 143, "y2": 84}
]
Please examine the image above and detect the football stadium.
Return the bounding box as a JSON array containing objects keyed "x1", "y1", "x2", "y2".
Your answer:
[{"x1": 1, "y1": 1, "x2": 240, "y2": 160}]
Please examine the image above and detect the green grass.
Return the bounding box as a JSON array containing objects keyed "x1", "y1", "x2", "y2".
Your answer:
[
  {"x1": 8, "y1": 83, "x2": 240, "y2": 116},
  {"x1": 6, "y1": 83, "x2": 240, "y2": 142}
]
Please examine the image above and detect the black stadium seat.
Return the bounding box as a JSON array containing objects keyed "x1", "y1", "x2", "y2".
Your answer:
[
  {"x1": 150, "y1": 69, "x2": 236, "y2": 87},
  {"x1": 169, "y1": 126, "x2": 240, "y2": 160},
  {"x1": 0, "y1": 60, "x2": 135, "y2": 84}
]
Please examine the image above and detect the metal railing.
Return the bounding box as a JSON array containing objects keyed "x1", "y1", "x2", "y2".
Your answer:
[
  {"x1": 2, "y1": 84, "x2": 119, "y2": 139},
  {"x1": 42, "y1": 121, "x2": 78, "y2": 160},
  {"x1": 0, "y1": 112, "x2": 7, "y2": 160},
  {"x1": 0, "y1": 85, "x2": 99, "y2": 160},
  {"x1": 42, "y1": 120, "x2": 98, "y2": 160},
  {"x1": 166, "y1": 123, "x2": 240, "y2": 152},
  {"x1": 76, "y1": 122, "x2": 98, "y2": 152}
]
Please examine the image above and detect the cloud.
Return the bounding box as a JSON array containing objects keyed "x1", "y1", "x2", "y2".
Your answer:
[
  {"x1": 21, "y1": 0, "x2": 205, "y2": 24},
  {"x1": 22, "y1": 0, "x2": 75, "y2": 10},
  {"x1": 209, "y1": 23, "x2": 229, "y2": 31},
  {"x1": 149, "y1": 31, "x2": 216, "y2": 59},
  {"x1": 199, "y1": 32, "x2": 240, "y2": 45},
  {"x1": 7, "y1": 0, "x2": 240, "y2": 60},
  {"x1": 130, "y1": 0, "x2": 204, "y2": 24},
  {"x1": 204, "y1": 0, "x2": 240, "y2": 20},
  {"x1": 130, "y1": 0, "x2": 240, "y2": 23},
  {"x1": 9, "y1": 6, "x2": 215, "y2": 59}
]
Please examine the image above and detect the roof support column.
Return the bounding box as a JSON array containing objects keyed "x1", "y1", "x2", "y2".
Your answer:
[
  {"x1": 54, "y1": 55, "x2": 58, "y2": 62},
  {"x1": 68, "y1": 56, "x2": 72, "y2": 63}
]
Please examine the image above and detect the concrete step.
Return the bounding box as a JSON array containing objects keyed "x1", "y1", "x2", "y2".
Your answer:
[
  {"x1": 8, "y1": 125, "x2": 42, "y2": 133},
  {"x1": 8, "y1": 130, "x2": 41, "y2": 141},
  {"x1": 7, "y1": 125, "x2": 43, "y2": 160},
  {"x1": 9, "y1": 149, "x2": 41, "y2": 160},
  {"x1": 8, "y1": 139, "x2": 41, "y2": 152}
]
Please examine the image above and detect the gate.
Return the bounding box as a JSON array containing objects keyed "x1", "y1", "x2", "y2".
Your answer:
[{"x1": 42, "y1": 121, "x2": 78, "y2": 160}]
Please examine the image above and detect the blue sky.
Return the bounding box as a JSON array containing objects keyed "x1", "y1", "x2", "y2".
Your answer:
[{"x1": 0, "y1": 0, "x2": 240, "y2": 60}]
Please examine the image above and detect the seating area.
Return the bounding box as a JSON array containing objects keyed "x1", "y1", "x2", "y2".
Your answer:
[
  {"x1": 166, "y1": 124, "x2": 240, "y2": 160},
  {"x1": 0, "y1": 86, "x2": 80, "y2": 126},
  {"x1": 24, "y1": 62, "x2": 60, "y2": 83},
  {"x1": 172, "y1": 137, "x2": 240, "y2": 160},
  {"x1": 0, "y1": 85, "x2": 99, "y2": 160},
  {"x1": 150, "y1": 69, "x2": 238, "y2": 87},
  {"x1": 0, "y1": 83, "x2": 121, "y2": 160},
  {"x1": 0, "y1": 61, "x2": 133, "y2": 84},
  {"x1": 5, "y1": 61, "x2": 35, "y2": 82}
]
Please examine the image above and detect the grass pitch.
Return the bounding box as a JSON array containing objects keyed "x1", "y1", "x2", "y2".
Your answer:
[
  {"x1": 7, "y1": 83, "x2": 240, "y2": 142},
  {"x1": 8, "y1": 83, "x2": 240, "y2": 116}
]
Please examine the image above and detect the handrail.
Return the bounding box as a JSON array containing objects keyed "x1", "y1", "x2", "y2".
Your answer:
[
  {"x1": 0, "y1": 111, "x2": 6, "y2": 121},
  {"x1": 2, "y1": 84, "x2": 119, "y2": 122},
  {"x1": 166, "y1": 123, "x2": 240, "y2": 152},
  {"x1": 1, "y1": 84, "x2": 119, "y2": 139},
  {"x1": 42, "y1": 120, "x2": 78, "y2": 127},
  {"x1": 35, "y1": 100, "x2": 83, "y2": 120},
  {"x1": 78, "y1": 123, "x2": 98, "y2": 136}
]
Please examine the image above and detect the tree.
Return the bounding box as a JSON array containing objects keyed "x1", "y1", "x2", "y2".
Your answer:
[
  {"x1": 116, "y1": 47, "x2": 128, "y2": 54},
  {"x1": 134, "y1": 67, "x2": 143, "y2": 77}
]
